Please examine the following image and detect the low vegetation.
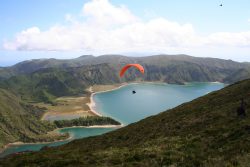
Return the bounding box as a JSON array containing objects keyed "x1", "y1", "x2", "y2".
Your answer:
[{"x1": 54, "y1": 116, "x2": 121, "y2": 128}]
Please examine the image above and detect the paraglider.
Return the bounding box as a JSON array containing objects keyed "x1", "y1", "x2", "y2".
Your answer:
[
  {"x1": 119, "y1": 64, "x2": 144, "y2": 94},
  {"x1": 220, "y1": 4, "x2": 223, "y2": 6},
  {"x1": 119, "y1": 64, "x2": 144, "y2": 77}
]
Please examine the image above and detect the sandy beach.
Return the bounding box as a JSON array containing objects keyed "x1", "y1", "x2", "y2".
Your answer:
[
  {"x1": 39, "y1": 84, "x2": 126, "y2": 121},
  {"x1": 57, "y1": 124, "x2": 124, "y2": 130},
  {"x1": 40, "y1": 95, "x2": 96, "y2": 121},
  {"x1": 86, "y1": 83, "x2": 126, "y2": 117}
]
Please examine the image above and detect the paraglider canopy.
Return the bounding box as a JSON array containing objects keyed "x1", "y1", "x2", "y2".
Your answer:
[
  {"x1": 120, "y1": 64, "x2": 144, "y2": 95},
  {"x1": 119, "y1": 64, "x2": 144, "y2": 77}
]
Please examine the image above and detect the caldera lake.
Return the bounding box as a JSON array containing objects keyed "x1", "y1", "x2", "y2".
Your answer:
[{"x1": 0, "y1": 82, "x2": 225, "y2": 157}]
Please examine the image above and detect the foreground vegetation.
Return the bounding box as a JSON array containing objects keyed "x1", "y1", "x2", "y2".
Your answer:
[
  {"x1": 54, "y1": 116, "x2": 121, "y2": 128},
  {"x1": 1, "y1": 79, "x2": 250, "y2": 166}
]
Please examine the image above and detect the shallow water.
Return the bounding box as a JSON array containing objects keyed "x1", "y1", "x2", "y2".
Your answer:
[{"x1": 0, "y1": 127, "x2": 115, "y2": 158}]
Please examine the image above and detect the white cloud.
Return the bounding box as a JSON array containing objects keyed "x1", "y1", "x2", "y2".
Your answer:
[
  {"x1": 82, "y1": 0, "x2": 138, "y2": 27},
  {"x1": 207, "y1": 31, "x2": 250, "y2": 47},
  {"x1": 3, "y1": 0, "x2": 250, "y2": 53}
]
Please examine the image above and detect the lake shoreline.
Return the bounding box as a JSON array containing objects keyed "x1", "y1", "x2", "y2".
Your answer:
[
  {"x1": 87, "y1": 81, "x2": 224, "y2": 123},
  {"x1": 0, "y1": 81, "x2": 224, "y2": 157},
  {"x1": 86, "y1": 83, "x2": 128, "y2": 117},
  {"x1": 0, "y1": 124, "x2": 123, "y2": 156},
  {"x1": 0, "y1": 84, "x2": 126, "y2": 156},
  {"x1": 41, "y1": 81, "x2": 224, "y2": 120},
  {"x1": 0, "y1": 127, "x2": 72, "y2": 155}
]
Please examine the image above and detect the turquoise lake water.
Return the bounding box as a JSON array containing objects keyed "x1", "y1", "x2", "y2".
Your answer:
[
  {"x1": 0, "y1": 127, "x2": 116, "y2": 158},
  {"x1": 0, "y1": 82, "x2": 224, "y2": 158},
  {"x1": 93, "y1": 82, "x2": 225, "y2": 125}
]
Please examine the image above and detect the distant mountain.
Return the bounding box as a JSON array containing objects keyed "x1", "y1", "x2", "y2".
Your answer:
[
  {"x1": 1, "y1": 55, "x2": 250, "y2": 103},
  {"x1": 2, "y1": 79, "x2": 250, "y2": 166},
  {"x1": 223, "y1": 68, "x2": 250, "y2": 83},
  {"x1": 0, "y1": 55, "x2": 95, "y2": 79},
  {"x1": 0, "y1": 54, "x2": 249, "y2": 82},
  {"x1": 0, "y1": 89, "x2": 59, "y2": 148}
]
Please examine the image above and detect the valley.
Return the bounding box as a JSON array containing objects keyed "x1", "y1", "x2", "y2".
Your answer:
[
  {"x1": 1, "y1": 78, "x2": 249, "y2": 166},
  {"x1": 0, "y1": 54, "x2": 249, "y2": 165}
]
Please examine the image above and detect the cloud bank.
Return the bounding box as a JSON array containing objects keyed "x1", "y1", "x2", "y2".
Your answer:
[{"x1": 3, "y1": 0, "x2": 250, "y2": 53}]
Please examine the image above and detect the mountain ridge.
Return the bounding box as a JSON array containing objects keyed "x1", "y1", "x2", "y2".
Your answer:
[
  {"x1": 1, "y1": 54, "x2": 250, "y2": 104},
  {"x1": 0, "y1": 54, "x2": 249, "y2": 81}
]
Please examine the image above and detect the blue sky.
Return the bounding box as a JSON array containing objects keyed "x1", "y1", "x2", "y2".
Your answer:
[{"x1": 1, "y1": 0, "x2": 250, "y2": 66}]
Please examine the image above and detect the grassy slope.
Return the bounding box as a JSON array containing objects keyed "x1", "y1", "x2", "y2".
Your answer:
[
  {"x1": 1, "y1": 80, "x2": 250, "y2": 166},
  {"x1": 0, "y1": 89, "x2": 63, "y2": 149}
]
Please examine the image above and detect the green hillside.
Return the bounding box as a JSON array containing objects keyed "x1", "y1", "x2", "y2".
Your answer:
[
  {"x1": 1, "y1": 79, "x2": 250, "y2": 166},
  {"x1": 0, "y1": 89, "x2": 64, "y2": 149},
  {"x1": 223, "y1": 68, "x2": 250, "y2": 84},
  {"x1": 0, "y1": 64, "x2": 120, "y2": 104}
]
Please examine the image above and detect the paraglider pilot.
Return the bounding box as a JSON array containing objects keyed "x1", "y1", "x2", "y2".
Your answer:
[{"x1": 119, "y1": 64, "x2": 144, "y2": 94}]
